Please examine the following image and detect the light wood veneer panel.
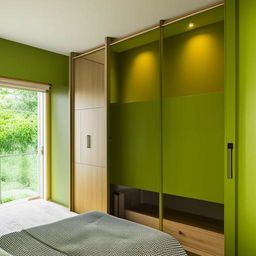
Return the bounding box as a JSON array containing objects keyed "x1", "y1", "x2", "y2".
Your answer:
[
  {"x1": 125, "y1": 209, "x2": 224, "y2": 256},
  {"x1": 125, "y1": 209, "x2": 159, "y2": 229},
  {"x1": 163, "y1": 219, "x2": 224, "y2": 256},
  {"x1": 79, "y1": 108, "x2": 106, "y2": 167},
  {"x1": 84, "y1": 50, "x2": 105, "y2": 64},
  {"x1": 74, "y1": 164, "x2": 107, "y2": 213},
  {"x1": 74, "y1": 110, "x2": 81, "y2": 163},
  {"x1": 74, "y1": 58, "x2": 104, "y2": 109}
]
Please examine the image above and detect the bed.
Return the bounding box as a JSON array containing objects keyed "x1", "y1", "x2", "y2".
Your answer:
[{"x1": 0, "y1": 211, "x2": 186, "y2": 256}]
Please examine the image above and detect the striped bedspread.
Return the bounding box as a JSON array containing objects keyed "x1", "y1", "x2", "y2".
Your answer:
[{"x1": 0, "y1": 211, "x2": 186, "y2": 256}]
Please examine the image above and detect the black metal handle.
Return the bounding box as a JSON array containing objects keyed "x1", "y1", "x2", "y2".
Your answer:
[
  {"x1": 87, "y1": 135, "x2": 91, "y2": 148},
  {"x1": 227, "y1": 143, "x2": 233, "y2": 179}
]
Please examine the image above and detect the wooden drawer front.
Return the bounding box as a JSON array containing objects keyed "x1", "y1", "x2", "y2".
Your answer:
[
  {"x1": 163, "y1": 220, "x2": 224, "y2": 256},
  {"x1": 125, "y1": 210, "x2": 159, "y2": 230}
]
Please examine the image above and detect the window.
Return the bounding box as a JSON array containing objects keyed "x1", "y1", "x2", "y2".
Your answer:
[{"x1": 0, "y1": 77, "x2": 50, "y2": 204}]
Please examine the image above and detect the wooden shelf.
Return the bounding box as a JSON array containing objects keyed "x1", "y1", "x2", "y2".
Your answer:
[
  {"x1": 164, "y1": 208, "x2": 224, "y2": 234},
  {"x1": 125, "y1": 204, "x2": 224, "y2": 256},
  {"x1": 126, "y1": 204, "x2": 223, "y2": 233}
]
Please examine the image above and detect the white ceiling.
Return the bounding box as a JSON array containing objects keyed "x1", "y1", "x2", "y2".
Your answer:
[{"x1": 0, "y1": 0, "x2": 219, "y2": 56}]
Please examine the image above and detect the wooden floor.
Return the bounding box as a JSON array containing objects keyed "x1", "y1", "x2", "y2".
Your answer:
[{"x1": 0, "y1": 199, "x2": 77, "y2": 236}]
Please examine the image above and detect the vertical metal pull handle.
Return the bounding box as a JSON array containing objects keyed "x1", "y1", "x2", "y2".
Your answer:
[
  {"x1": 227, "y1": 143, "x2": 234, "y2": 179},
  {"x1": 87, "y1": 135, "x2": 91, "y2": 148}
]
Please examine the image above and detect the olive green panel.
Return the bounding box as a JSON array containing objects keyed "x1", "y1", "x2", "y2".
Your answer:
[
  {"x1": 0, "y1": 38, "x2": 69, "y2": 207},
  {"x1": 110, "y1": 52, "x2": 121, "y2": 103},
  {"x1": 164, "y1": 6, "x2": 224, "y2": 39},
  {"x1": 112, "y1": 29, "x2": 160, "y2": 53},
  {"x1": 164, "y1": 22, "x2": 224, "y2": 97},
  {"x1": 110, "y1": 101, "x2": 161, "y2": 192},
  {"x1": 163, "y1": 21, "x2": 224, "y2": 204},
  {"x1": 238, "y1": 0, "x2": 256, "y2": 254},
  {"x1": 111, "y1": 6, "x2": 224, "y2": 53},
  {"x1": 112, "y1": 42, "x2": 160, "y2": 103},
  {"x1": 224, "y1": 0, "x2": 237, "y2": 255},
  {"x1": 110, "y1": 34, "x2": 161, "y2": 192},
  {"x1": 162, "y1": 93, "x2": 224, "y2": 203}
]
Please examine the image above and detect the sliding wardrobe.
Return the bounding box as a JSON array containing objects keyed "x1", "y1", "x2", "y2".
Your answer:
[
  {"x1": 109, "y1": 29, "x2": 162, "y2": 225},
  {"x1": 162, "y1": 7, "x2": 224, "y2": 255},
  {"x1": 71, "y1": 1, "x2": 238, "y2": 255},
  {"x1": 108, "y1": 5, "x2": 225, "y2": 256}
]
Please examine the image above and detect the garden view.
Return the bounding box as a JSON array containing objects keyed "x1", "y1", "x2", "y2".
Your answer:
[{"x1": 0, "y1": 87, "x2": 39, "y2": 203}]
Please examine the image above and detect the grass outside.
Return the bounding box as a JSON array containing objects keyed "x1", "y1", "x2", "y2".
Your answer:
[{"x1": 0, "y1": 154, "x2": 39, "y2": 203}]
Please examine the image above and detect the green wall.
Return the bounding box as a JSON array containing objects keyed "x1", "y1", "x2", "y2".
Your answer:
[
  {"x1": 0, "y1": 38, "x2": 69, "y2": 206},
  {"x1": 238, "y1": 0, "x2": 256, "y2": 254}
]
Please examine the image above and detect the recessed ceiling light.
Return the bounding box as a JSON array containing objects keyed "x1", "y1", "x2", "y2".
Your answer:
[{"x1": 188, "y1": 23, "x2": 194, "y2": 28}]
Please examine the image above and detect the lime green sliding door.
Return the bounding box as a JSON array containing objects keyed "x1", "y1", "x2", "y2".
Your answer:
[
  {"x1": 225, "y1": 0, "x2": 237, "y2": 255},
  {"x1": 110, "y1": 7, "x2": 225, "y2": 200},
  {"x1": 109, "y1": 5, "x2": 238, "y2": 255},
  {"x1": 108, "y1": 1, "x2": 256, "y2": 254},
  {"x1": 109, "y1": 30, "x2": 161, "y2": 193},
  {"x1": 162, "y1": 19, "x2": 224, "y2": 204}
]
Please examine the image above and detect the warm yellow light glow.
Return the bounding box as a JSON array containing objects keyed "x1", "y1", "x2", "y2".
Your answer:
[
  {"x1": 122, "y1": 51, "x2": 158, "y2": 103},
  {"x1": 188, "y1": 23, "x2": 194, "y2": 29},
  {"x1": 176, "y1": 33, "x2": 222, "y2": 93}
]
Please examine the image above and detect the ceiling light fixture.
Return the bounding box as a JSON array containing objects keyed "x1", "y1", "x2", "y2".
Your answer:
[{"x1": 188, "y1": 23, "x2": 194, "y2": 28}]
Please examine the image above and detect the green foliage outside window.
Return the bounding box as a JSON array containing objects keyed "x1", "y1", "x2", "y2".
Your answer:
[
  {"x1": 0, "y1": 88, "x2": 39, "y2": 203},
  {"x1": 0, "y1": 88, "x2": 38, "y2": 154}
]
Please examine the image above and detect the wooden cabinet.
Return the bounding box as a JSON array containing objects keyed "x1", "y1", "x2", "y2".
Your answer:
[
  {"x1": 74, "y1": 110, "x2": 81, "y2": 163},
  {"x1": 74, "y1": 164, "x2": 107, "y2": 213},
  {"x1": 163, "y1": 220, "x2": 224, "y2": 256},
  {"x1": 75, "y1": 108, "x2": 105, "y2": 167},
  {"x1": 125, "y1": 207, "x2": 224, "y2": 256},
  {"x1": 70, "y1": 2, "x2": 239, "y2": 255},
  {"x1": 71, "y1": 50, "x2": 107, "y2": 214},
  {"x1": 79, "y1": 108, "x2": 105, "y2": 167},
  {"x1": 74, "y1": 57, "x2": 104, "y2": 109}
]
